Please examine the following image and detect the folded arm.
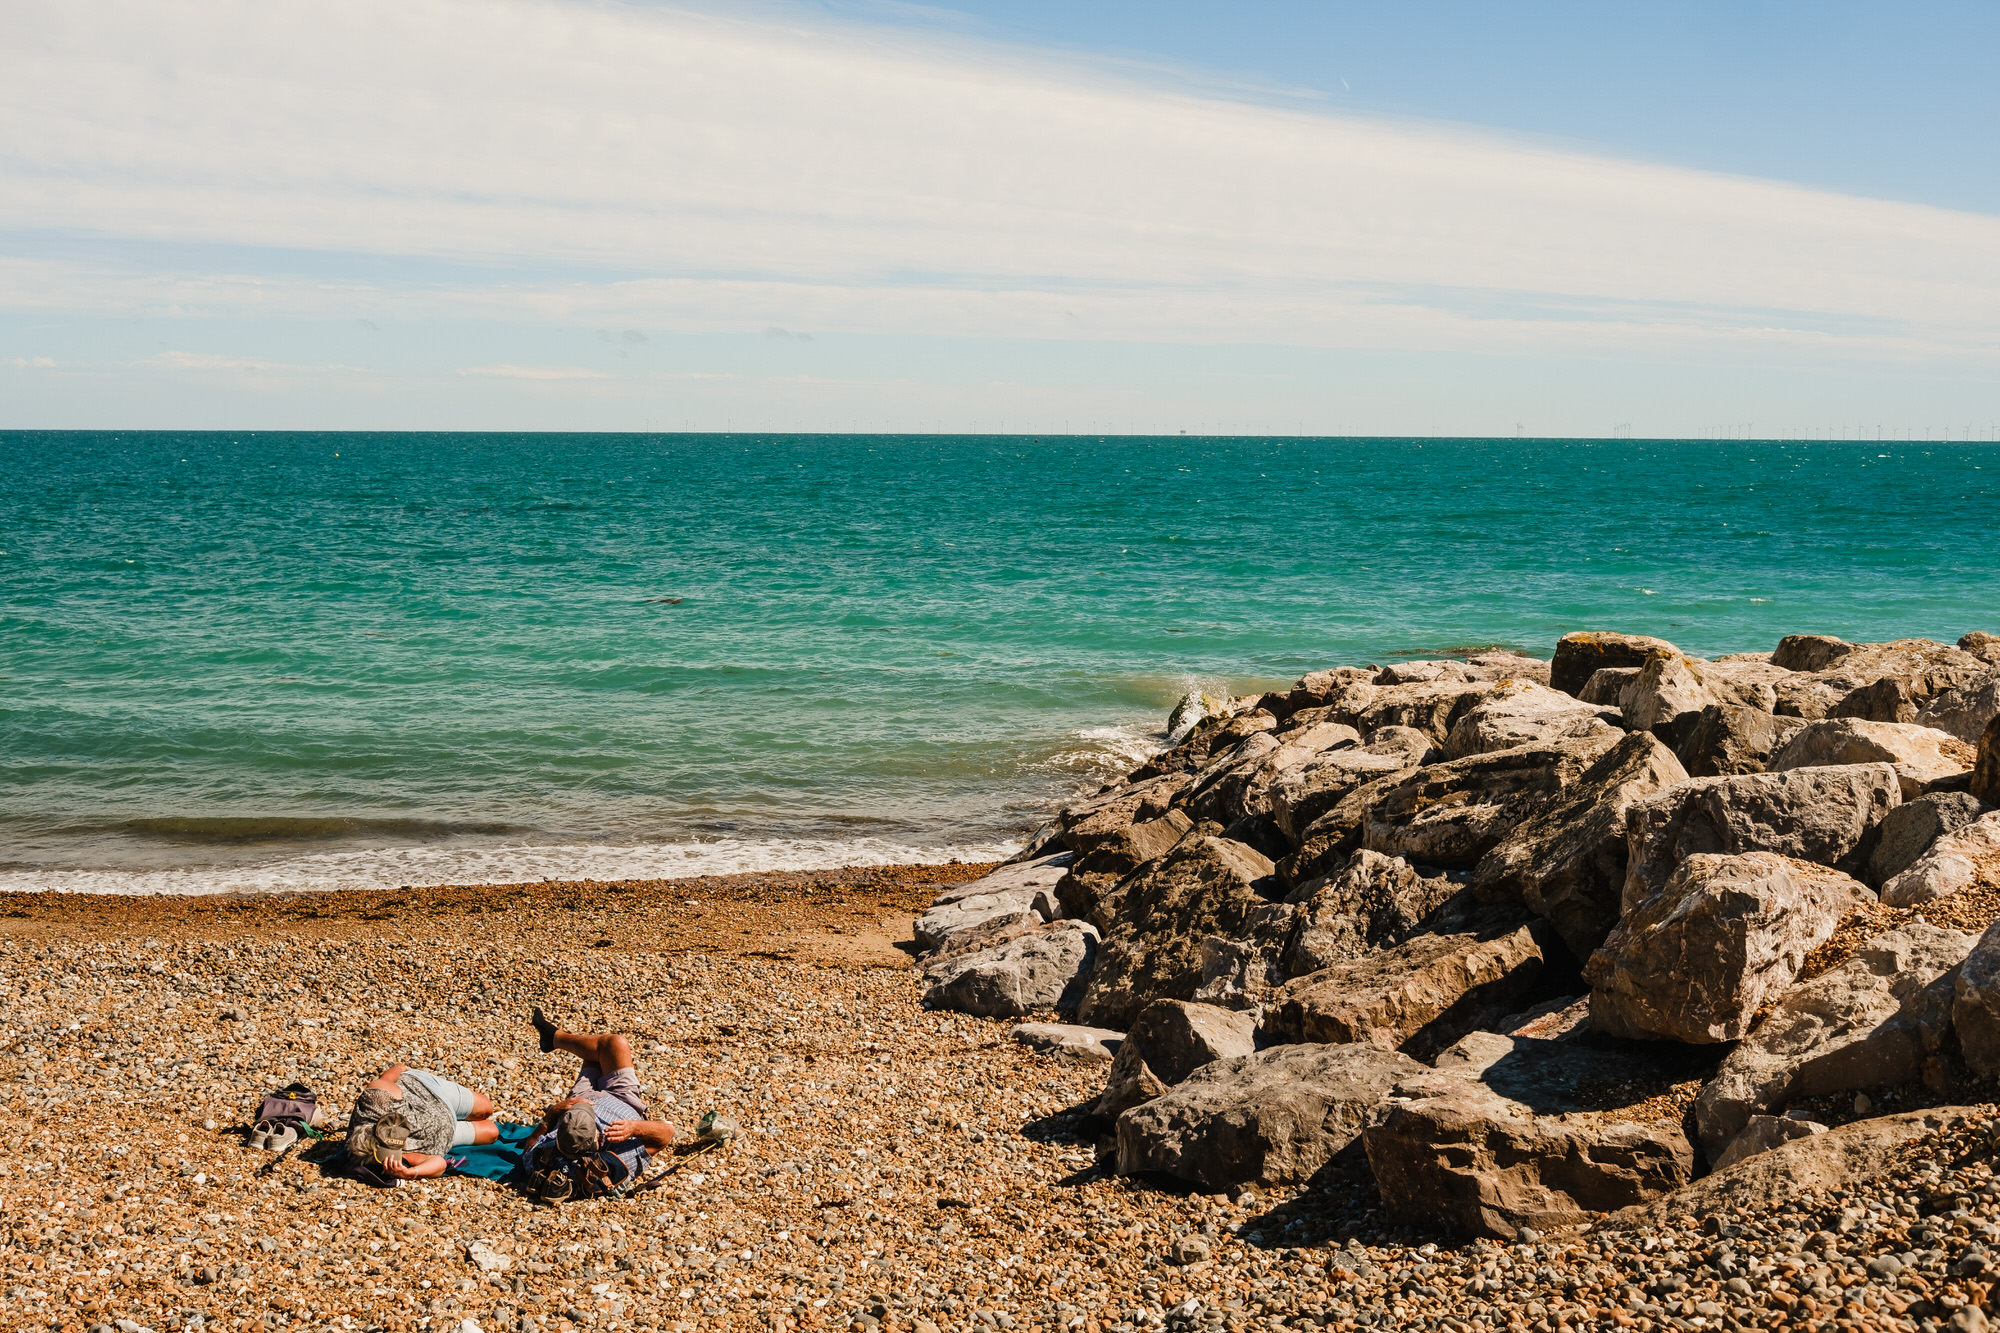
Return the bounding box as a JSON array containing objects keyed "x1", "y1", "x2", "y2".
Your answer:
[{"x1": 603, "y1": 1119, "x2": 678, "y2": 1151}]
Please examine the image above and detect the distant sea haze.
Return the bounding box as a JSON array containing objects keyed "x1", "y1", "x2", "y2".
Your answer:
[{"x1": 2, "y1": 431, "x2": 1993, "y2": 894}]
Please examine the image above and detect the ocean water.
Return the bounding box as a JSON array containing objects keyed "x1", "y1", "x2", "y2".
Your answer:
[{"x1": 2, "y1": 431, "x2": 1994, "y2": 893}]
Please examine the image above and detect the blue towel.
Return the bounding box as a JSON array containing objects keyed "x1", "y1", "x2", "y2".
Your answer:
[{"x1": 447, "y1": 1121, "x2": 537, "y2": 1181}]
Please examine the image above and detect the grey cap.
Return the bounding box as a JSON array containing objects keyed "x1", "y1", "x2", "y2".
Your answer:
[{"x1": 555, "y1": 1104, "x2": 601, "y2": 1158}]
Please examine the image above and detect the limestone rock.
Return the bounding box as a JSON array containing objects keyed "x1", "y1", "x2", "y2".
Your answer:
[
  {"x1": 1057, "y1": 775, "x2": 1188, "y2": 853},
  {"x1": 1768, "y1": 717, "x2": 1976, "y2": 798},
  {"x1": 1867, "y1": 792, "x2": 1989, "y2": 887},
  {"x1": 1472, "y1": 731, "x2": 1689, "y2": 958},
  {"x1": 1440, "y1": 680, "x2": 1624, "y2": 760},
  {"x1": 1114, "y1": 1043, "x2": 1428, "y2": 1189},
  {"x1": 1265, "y1": 917, "x2": 1552, "y2": 1054},
  {"x1": 1337, "y1": 679, "x2": 1499, "y2": 747},
  {"x1": 1979, "y1": 713, "x2": 2000, "y2": 805},
  {"x1": 1773, "y1": 638, "x2": 1989, "y2": 720},
  {"x1": 1772, "y1": 634, "x2": 1859, "y2": 672},
  {"x1": 1961, "y1": 631, "x2": 2000, "y2": 665},
  {"x1": 1009, "y1": 1022, "x2": 1124, "y2": 1062},
  {"x1": 1916, "y1": 669, "x2": 2000, "y2": 744},
  {"x1": 1952, "y1": 919, "x2": 2000, "y2": 1076},
  {"x1": 1281, "y1": 849, "x2": 1463, "y2": 977},
  {"x1": 922, "y1": 920, "x2": 1099, "y2": 1019},
  {"x1": 1674, "y1": 703, "x2": 1806, "y2": 778},
  {"x1": 1711, "y1": 1114, "x2": 1828, "y2": 1172},
  {"x1": 1077, "y1": 836, "x2": 1278, "y2": 1029},
  {"x1": 927, "y1": 851, "x2": 1075, "y2": 906},
  {"x1": 1361, "y1": 1034, "x2": 1694, "y2": 1239},
  {"x1": 1577, "y1": 667, "x2": 1640, "y2": 707},
  {"x1": 912, "y1": 883, "x2": 1060, "y2": 954},
  {"x1": 1054, "y1": 809, "x2": 1194, "y2": 928},
  {"x1": 1092, "y1": 999, "x2": 1259, "y2": 1118},
  {"x1": 1880, "y1": 811, "x2": 2000, "y2": 908},
  {"x1": 1620, "y1": 763, "x2": 1900, "y2": 905},
  {"x1": 1268, "y1": 747, "x2": 1419, "y2": 843},
  {"x1": 1275, "y1": 767, "x2": 1420, "y2": 888},
  {"x1": 1618, "y1": 652, "x2": 1776, "y2": 745},
  {"x1": 1183, "y1": 723, "x2": 1361, "y2": 826},
  {"x1": 1189, "y1": 902, "x2": 1296, "y2": 1011},
  {"x1": 1606, "y1": 1107, "x2": 1977, "y2": 1230},
  {"x1": 1586, "y1": 852, "x2": 1870, "y2": 1044},
  {"x1": 1550, "y1": 631, "x2": 1680, "y2": 698},
  {"x1": 1693, "y1": 922, "x2": 1973, "y2": 1156},
  {"x1": 1362, "y1": 733, "x2": 1621, "y2": 871}
]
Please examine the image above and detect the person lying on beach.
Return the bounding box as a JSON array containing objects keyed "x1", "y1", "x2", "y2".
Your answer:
[
  {"x1": 521, "y1": 1009, "x2": 679, "y2": 1201},
  {"x1": 343, "y1": 1064, "x2": 500, "y2": 1181}
]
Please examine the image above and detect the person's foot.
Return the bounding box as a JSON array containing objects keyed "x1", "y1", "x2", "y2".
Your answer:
[{"x1": 531, "y1": 1006, "x2": 557, "y2": 1054}]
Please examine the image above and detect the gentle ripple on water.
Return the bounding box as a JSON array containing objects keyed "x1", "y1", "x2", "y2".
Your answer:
[{"x1": 1, "y1": 431, "x2": 1993, "y2": 892}]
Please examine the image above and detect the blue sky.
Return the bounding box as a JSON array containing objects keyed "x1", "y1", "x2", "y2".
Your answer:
[{"x1": 2, "y1": 0, "x2": 1997, "y2": 436}]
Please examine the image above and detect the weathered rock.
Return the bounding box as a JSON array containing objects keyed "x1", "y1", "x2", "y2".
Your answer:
[
  {"x1": 1188, "y1": 900, "x2": 1297, "y2": 1011},
  {"x1": 1280, "y1": 849, "x2": 1463, "y2": 977},
  {"x1": 1673, "y1": 702, "x2": 1806, "y2": 778},
  {"x1": 1057, "y1": 776, "x2": 1189, "y2": 853},
  {"x1": 1917, "y1": 669, "x2": 2000, "y2": 744},
  {"x1": 1772, "y1": 634, "x2": 1859, "y2": 672},
  {"x1": 1962, "y1": 631, "x2": 2000, "y2": 665},
  {"x1": 1830, "y1": 674, "x2": 1921, "y2": 724},
  {"x1": 1693, "y1": 922, "x2": 1973, "y2": 1156},
  {"x1": 1711, "y1": 1114, "x2": 1829, "y2": 1172},
  {"x1": 1867, "y1": 792, "x2": 1989, "y2": 887},
  {"x1": 1077, "y1": 836, "x2": 1279, "y2": 1029},
  {"x1": 1952, "y1": 918, "x2": 2000, "y2": 1076},
  {"x1": 1577, "y1": 667, "x2": 1640, "y2": 707},
  {"x1": 1607, "y1": 1107, "x2": 1977, "y2": 1230},
  {"x1": 1183, "y1": 723, "x2": 1361, "y2": 826},
  {"x1": 1054, "y1": 809, "x2": 1195, "y2": 927},
  {"x1": 927, "y1": 851, "x2": 1076, "y2": 905},
  {"x1": 1550, "y1": 631, "x2": 1680, "y2": 698},
  {"x1": 922, "y1": 920, "x2": 1099, "y2": 1018},
  {"x1": 1268, "y1": 745, "x2": 1420, "y2": 843},
  {"x1": 1362, "y1": 733, "x2": 1621, "y2": 871},
  {"x1": 1092, "y1": 999, "x2": 1260, "y2": 1118},
  {"x1": 1341, "y1": 679, "x2": 1498, "y2": 747},
  {"x1": 1880, "y1": 810, "x2": 2000, "y2": 908},
  {"x1": 1768, "y1": 717, "x2": 1976, "y2": 798},
  {"x1": 1496, "y1": 995, "x2": 1591, "y2": 1042},
  {"x1": 1128, "y1": 711, "x2": 1276, "y2": 781},
  {"x1": 1773, "y1": 638, "x2": 1990, "y2": 720},
  {"x1": 1275, "y1": 767, "x2": 1421, "y2": 887},
  {"x1": 1979, "y1": 713, "x2": 2000, "y2": 805},
  {"x1": 1472, "y1": 731, "x2": 1689, "y2": 958},
  {"x1": 1620, "y1": 763, "x2": 1900, "y2": 904},
  {"x1": 912, "y1": 883, "x2": 1060, "y2": 954},
  {"x1": 1009, "y1": 1022, "x2": 1124, "y2": 1062},
  {"x1": 1362, "y1": 1034, "x2": 1694, "y2": 1238},
  {"x1": 1265, "y1": 917, "x2": 1552, "y2": 1054},
  {"x1": 1440, "y1": 681, "x2": 1623, "y2": 760},
  {"x1": 1114, "y1": 1043, "x2": 1428, "y2": 1189},
  {"x1": 1618, "y1": 652, "x2": 1776, "y2": 745},
  {"x1": 1586, "y1": 852, "x2": 1870, "y2": 1044}
]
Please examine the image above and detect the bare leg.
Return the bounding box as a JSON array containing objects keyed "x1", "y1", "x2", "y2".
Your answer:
[
  {"x1": 469, "y1": 1119, "x2": 500, "y2": 1146},
  {"x1": 468, "y1": 1089, "x2": 496, "y2": 1120},
  {"x1": 553, "y1": 1030, "x2": 634, "y2": 1073}
]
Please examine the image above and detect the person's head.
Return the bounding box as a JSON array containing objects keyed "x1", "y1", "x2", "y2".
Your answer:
[
  {"x1": 554, "y1": 1104, "x2": 601, "y2": 1159},
  {"x1": 347, "y1": 1111, "x2": 411, "y2": 1166},
  {"x1": 353, "y1": 1088, "x2": 397, "y2": 1123}
]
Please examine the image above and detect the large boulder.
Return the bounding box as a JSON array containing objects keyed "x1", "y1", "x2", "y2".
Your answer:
[
  {"x1": 1053, "y1": 809, "x2": 1194, "y2": 927},
  {"x1": 1362, "y1": 1034, "x2": 1695, "y2": 1238},
  {"x1": 1183, "y1": 721, "x2": 1365, "y2": 826},
  {"x1": 1952, "y1": 919, "x2": 2000, "y2": 1076},
  {"x1": 1268, "y1": 746, "x2": 1420, "y2": 843},
  {"x1": 1620, "y1": 763, "x2": 1901, "y2": 905},
  {"x1": 1077, "y1": 836, "x2": 1278, "y2": 1029},
  {"x1": 1092, "y1": 999, "x2": 1258, "y2": 1118},
  {"x1": 1916, "y1": 670, "x2": 2000, "y2": 744},
  {"x1": 1362, "y1": 733, "x2": 1622, "y2": 871},
  {"x1": 1114, "y1": 1043, "x2": 1428, "y2": 1190},
  {"x1": 922, "y1": 920, "x2": 1100, "y2": 1019},
  {"x1": 1963, "y1": 632, "x2": 2000, "y2": 665},
  {"x1": 1586, "y1": 852, "x2": 1870, "y2": 1044},
  {"x1": 1265, "y1": 917, "x2": 1553, "y2": 1054},
  {"x1": 1009, "y1": 1022, "x2": 1123, "y2": 1063},
  {"x1": 1439, "y1": 681, "x2": 1623, "y2": 760},
  {"x1": 1328, "y1": 678, "x2": 1499, "y2": 747},
  {"x1": 1867, "y1": 792, "x2": 1989, "y2": 887},
  {"x1": 1577, "y1": 666, "x2": 1641, "y2": 707},
  {"x1": 1618, "y1": 652, "x2": 1780, "y2": 746},
  {"x1": 1550, "y1": 632, "x2": 1680, "y2": 698},
  {"x1": 1058, "y1": 776, "x2": 1189, "y2": 853},
  {"x1": 1276, "y1": 767, "x2": 1424, "y2": 887},
  {"x1": 1281, "y1": 849, "x2": 1463, "y2": 977},
  {"x1": 1604, "y1": 1107, "x2": 1977, "y2": 1231},
  {"x1": 927, "y1": 851, "x2": 1074, "y2": 905},
  {"x1": 1692, "y1": 922, "x2": 1973, "y2": 1158},
  {"x1": 1674, "y1": 702, "x2": 1807, "y2": 777},
  {"x1": 1767, "y1": 717, "x2": 1976, "y2": 798},
  {"x1": 1880, "y1": 810, "x2": 2000, "y2": 908},
  {"x1": 1979, "y1": 713, "x2": 2000, "y2": 805},
  {"x1": 913, "y1": 882, "x2": 1060, "y2": 954},
  {"x1": 1772, "y1": 638, "x2": 1989, "y2": 720},
  {"x1": 1472, "y1": 731, "x2": 1689, "y2": 958}
]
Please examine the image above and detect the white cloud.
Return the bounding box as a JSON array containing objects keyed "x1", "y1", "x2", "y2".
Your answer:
[
  {"x1": 146, "y1": 350, "x2": 363, "y2": 375},
  {"x1": 460, "y1": 364, "x2": 613, "y2": 381},
  {"x1": 11, "y1": 356, "x2": 57, "y2": 369},
  {"x1": 0, "y1": 0, "x2": 1996, "y2": 374}
]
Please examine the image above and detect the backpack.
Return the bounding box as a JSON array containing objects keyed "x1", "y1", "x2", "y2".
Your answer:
[{"x1": 523, "y1": 1138, "x2": 644, "y2": 1203}]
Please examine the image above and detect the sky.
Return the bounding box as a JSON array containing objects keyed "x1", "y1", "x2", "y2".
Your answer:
[{"x1": 2, "y1": 0, "x2": 1997, "y2": 437}]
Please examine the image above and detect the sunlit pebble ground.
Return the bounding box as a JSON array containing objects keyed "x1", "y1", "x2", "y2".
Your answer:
[{"x1": 1, "y1": 870, "x2": 1998, "y2": 1333}]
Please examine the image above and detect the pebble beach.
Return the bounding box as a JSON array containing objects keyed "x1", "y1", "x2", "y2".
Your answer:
[{"x1": 4, "y1": 858, "x2": 1999, "y2": 1333}]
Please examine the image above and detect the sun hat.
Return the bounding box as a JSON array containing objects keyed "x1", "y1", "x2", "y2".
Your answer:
[
  {"x1": 347, "y1": 1112, "x2": 412, "y2": 1165},
  {"x1": 554, "y1": 1104, "x2": 601, "y2": 1158}
]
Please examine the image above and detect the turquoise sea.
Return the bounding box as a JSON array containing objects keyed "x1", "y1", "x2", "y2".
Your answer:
[{"x1": 2, "y1": 431, "x2": 1994, "y2": 893}]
